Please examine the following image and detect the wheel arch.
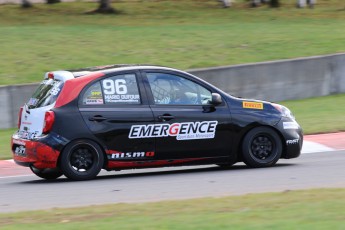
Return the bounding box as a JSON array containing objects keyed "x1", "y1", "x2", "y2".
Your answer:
[
  {"x1": 236, "y1": 124, "x2": 286, "y2": 161},
  {"x1": 56, "y1": 137, "x2": 108, "y2": 169}
]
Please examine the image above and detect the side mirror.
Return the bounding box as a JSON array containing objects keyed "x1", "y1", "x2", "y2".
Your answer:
[{"x1": 210, "y1": 93, "x2": 222, "y2": 105}]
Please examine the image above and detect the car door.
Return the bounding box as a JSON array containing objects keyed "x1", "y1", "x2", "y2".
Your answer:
[
  {"x1": 139, "y1": 71, "x2": 232, "y2": 160},
  {"x1": 78, "y1": 71, "x2": 156, "y2": 162}
]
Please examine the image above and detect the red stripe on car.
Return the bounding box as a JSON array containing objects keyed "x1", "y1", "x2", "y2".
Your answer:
[{"x1": 55, "y1": 72, "x2": 105, "y2": 108}]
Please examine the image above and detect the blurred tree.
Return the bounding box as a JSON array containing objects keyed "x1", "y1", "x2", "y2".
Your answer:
[
  {"x1": 46, "y1": 0, "x2": 61, "y2": 4},
  {"x1": 251, "y1": 0, "x2": 259, "y2": 7},
  {"x1": 20, "y1": 0, "x2": 116, "y2": 13},
  {"x1": 21, "y1": 0, "x2": 60, "y2": 8},
  {"x1": 92, "y1": 0, "x2": 117, "y2": 13},
  {"x1": 21, "y1": 0, "x2": 32, "y2": 8},
  {"x1": 297, "y1": 0, "x2": 316, "y2": 8},
  {"x1": 250, "y1": 0, "x2": 278, "y2": 8},
  {"x1": 269, "y1": 0, "x2": 280, "y2": 7},
  {"x1": 220, "y1": 0, "x2": 232, "y2": 8}
]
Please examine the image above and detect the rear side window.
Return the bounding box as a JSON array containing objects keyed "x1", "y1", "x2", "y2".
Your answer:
[
  {"x1": 27, "y1": 79, "x2": 64, "y2": 109},
  {"x1": 82, "y1": 82, "x2": 104, "y2": 105},
  {"x1": 82, "y1": 74, "x2": 141, "y2": 105}
]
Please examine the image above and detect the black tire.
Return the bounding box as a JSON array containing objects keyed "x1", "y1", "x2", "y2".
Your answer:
[
  {"x1": 59, "y1": 140, "x2": 104, "y2": 181},
  {"x1": 242, "y1": 127, "x2": 282, "y2": 168},
  {"x1": 30, "y1": 166, "x2": 63, "y2": 180}
]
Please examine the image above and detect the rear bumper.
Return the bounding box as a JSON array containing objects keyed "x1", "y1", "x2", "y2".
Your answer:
[{"x1": 11, "y1": 134, "x2": 60, "y2": 169}]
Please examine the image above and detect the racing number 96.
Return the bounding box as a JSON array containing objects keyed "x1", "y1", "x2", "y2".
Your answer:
[{"x1": 102, "y1": 79, "x2": 127, "y2": 95}]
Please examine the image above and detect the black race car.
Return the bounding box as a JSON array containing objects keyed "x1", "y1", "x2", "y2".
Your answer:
[{"x1": 12, "y1": 65, "x2": 303, "y2": 180}]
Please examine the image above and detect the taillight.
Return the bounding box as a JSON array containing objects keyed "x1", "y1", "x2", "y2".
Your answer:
[
  {"x1": 43, "y1": 111, "x2": 55, "y2": 134},
  {"x1": 17, "y1": 107, "x2": 23, "y2": 129},
  {"x1": 48, "y1": 72, "x2": 54, "y2": 79}
]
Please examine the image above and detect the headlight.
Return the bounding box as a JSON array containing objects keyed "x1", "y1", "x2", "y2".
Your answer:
[
  {"x1": 281, "y1": 106, "x2": 295, "y2": 119},
  {"x1": 272, "y1": 103, "x2": 295, "y2": 120}
]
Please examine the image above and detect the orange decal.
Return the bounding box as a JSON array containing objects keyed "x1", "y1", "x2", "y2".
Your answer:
[{"x1": 243, "y1": 101, "x2": 264, "y2": 110}]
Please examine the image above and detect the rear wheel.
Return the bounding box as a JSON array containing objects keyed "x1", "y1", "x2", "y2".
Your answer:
[
  {"x1": 242, "y1": 127, "x2": 282, "y2": 168},
  {"x1": 59, "y1": 140, "x2": 104, "y2": 181},
  {"x1": 30, "y1": 166, "x2": 63, "y2": 180}
]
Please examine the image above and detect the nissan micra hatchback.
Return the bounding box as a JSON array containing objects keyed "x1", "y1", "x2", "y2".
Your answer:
[{"x1": 12, "y1": 65, "x2": 303, "y2": 180}]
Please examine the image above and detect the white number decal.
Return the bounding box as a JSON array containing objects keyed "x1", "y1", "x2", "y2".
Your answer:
[
  {"x1": 102, "y1": 79, "x2": 128, "y2": 95},
  {"x1": 50, "y1": 86, "x2": 60, "y2": 96},
  {"x1": 103, "y1": 80, "x2": 115, "y2": 94},
  {"x1": 115, "y1": 79, "x2": 127, "y2": 94}
]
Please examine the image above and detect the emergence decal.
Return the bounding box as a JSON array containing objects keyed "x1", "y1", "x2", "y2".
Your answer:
[
  {"x1": 242, "y1": 101, "x2": 264, "y2": 110},
  {"x1": 129, "y1": 121, "x2": 218, "y2": 140}
]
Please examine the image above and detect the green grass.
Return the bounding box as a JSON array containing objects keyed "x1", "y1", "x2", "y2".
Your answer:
[
  {"x1": 0, "y1": 128, "x2": 16, "y2": 160},
  {"x1": 280, "y1": 93, "x2": 345, "y2": 134},
  {"x1": 0, "y1": 188, "x2": 344, "y2": 229},
  {"x1": 1, "y1": 0, "x2": 345, "y2": 85}
]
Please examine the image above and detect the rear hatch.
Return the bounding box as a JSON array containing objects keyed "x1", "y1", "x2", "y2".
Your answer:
[{"x1": 17, "y1": 71, "x2": 74, "y2": 140}]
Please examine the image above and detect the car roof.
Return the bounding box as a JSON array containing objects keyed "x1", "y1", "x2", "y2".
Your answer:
[
  {"x1": 67, "y1": 64, "x2": 182, "y2": 78},
  {"x1": 50, "y1": 64, "x2": 230, "y2": 100}
]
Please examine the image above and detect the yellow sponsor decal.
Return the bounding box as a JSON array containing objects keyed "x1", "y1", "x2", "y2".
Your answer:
[
  {"x1": 91, "y1": 91, "x2": 102, "y2": 96},
  {"x1": 243, "y1": 101, "x2": 264, "y2": 110}
]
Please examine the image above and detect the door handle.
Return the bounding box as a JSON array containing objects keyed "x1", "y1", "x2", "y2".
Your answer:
[
  {"x1": 89, "y1": 115, "x2": 107, "y2": 122},
  {"x1": 158, "y1": 114, "x2": 174, "y2": 122}
]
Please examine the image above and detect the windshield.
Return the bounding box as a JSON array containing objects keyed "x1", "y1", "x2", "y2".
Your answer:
[{"x1": 27, "y1": 79, "x2": 64, "y2": 109}]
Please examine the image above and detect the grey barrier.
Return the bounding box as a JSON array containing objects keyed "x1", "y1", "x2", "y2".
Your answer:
[
  {"x1": 0, "y1": 83, "x2": 39, "y2": 129},
  {"x1": 1, "y1": 53, "x2": 344, "y2": 129},
  {"x1": 189, "y1": 53, "x2": 345, "y2": 102}
]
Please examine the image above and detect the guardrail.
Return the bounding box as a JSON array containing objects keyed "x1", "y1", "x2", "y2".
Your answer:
[{"x1": 1, "y1": 53, "x2": 344, "y2": 129}]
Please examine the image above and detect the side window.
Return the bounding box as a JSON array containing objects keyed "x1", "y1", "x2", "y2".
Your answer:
[
  {"x1": 82, "y1": 82, "x2": 104, "y2": 105},
  {"x1": 82, "y1": 74, "x2": 141, "y2": 105},
  {"x1": 147, "y1": 73, "x2": 212, "y2": 105},
  {"x1": 102, "y1": 74, "x2": 140, "y2": 104}
]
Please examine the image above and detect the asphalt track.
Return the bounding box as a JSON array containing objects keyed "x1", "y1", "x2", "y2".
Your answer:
[{"x1": 0, "y1": 133, "x2": 345, "y2": 213}]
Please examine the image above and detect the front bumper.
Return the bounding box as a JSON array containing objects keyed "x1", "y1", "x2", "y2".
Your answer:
[
  {"x1": 11, "y1": 134, "x2": 60, "y2": 169},
  {"x1": 275, "y1": 118, "x2": 303, "y2": 159}
]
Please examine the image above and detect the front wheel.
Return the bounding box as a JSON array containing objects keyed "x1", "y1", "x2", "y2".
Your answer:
[
  {"x1": 59, "y1": 140, "x2": 104, "y2": 181},
  {"x1": 242, "y1": 127, "x2": 282, "y2": 168},
  {"x1": 30, "y1": 166, "x2": 63, "y2": 180}
]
